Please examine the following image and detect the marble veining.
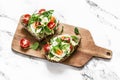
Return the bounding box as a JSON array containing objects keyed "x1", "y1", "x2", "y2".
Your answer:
[
  {"x1": 81, "y1": 58, "x2": 120, "y2": 80},
  {"x1": 0, "y1": 0, "x2": 120, "y2": 80},
  {"x1": 81, "y1": 72, "x2": 94, "y2": 80},
  {"x1": 0, "y1": 30, "x2": 13, "y2": 37},
  {"x1": 0, "y1": 71, "x2": 10, "y2": 80},
  {"x1": 0, "y1": 13, "x2": 17, "y2": 22},
  {"x1": 86, "y1": 0, "x2": 120, "y2": 31}
]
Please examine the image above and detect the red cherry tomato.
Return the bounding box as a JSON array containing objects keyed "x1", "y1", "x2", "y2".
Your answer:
[
  {"x1": 22, "y1": 14, "x2": 31, "y2": 24},
  {"x1": 34, "y1": 21, "x2": 41, "y2": 28},
  {"x1": 47, "y1": 22, "x2": 55, "y2": 29},
  {"x1": 20, "y1": 38, "x2": 30, "y2": 48},
  {"x1": 64, "y1": 37, "x2": 70, "y2": 43},
  {"x1": 44, "y1": 44, "x2": 50, "y2": 52},
  {"x1": 35, "y1": 21, "x2": 41, "y2": 26},
  {"x1": 61, "y1": 37, "x2": 70, "y2": 43},
  {"x1": 38, "y1": 9, "x2": 46, "y2": 14}
]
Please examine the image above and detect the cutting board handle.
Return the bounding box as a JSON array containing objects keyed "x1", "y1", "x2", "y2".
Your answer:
[{"x1": 79, "y1": 45, "x2": 112, "y2": 59}]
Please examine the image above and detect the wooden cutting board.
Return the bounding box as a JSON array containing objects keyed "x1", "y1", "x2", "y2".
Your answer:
[{"x1": 11, "y1": 17, "x2": 112, "y2": 67}]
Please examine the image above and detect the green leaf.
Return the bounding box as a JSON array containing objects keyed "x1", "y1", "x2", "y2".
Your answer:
[
  {"x1": 48, "y1": 52, "x2": 54, "y2": 58},
  {"x1": 56, "y1": 20, "x2": 60, "y2": 27},
  {"x1": 74, "y1": 27, "x2": 80, "y2": 35},
  {"x1": 38, "y1": 18, "x2": 42, "y2": 22},
  {"x1": 53, "y1": 46, "x2": 59, "y2": 51},
  {"x1": 43, "y1": 26, "x2": 53, "y2": 35},
  {"x1": 30, "y1": 42, "x2": 39, "y2": 50},
  {"x1": 61, "y1": 44, "x2": 70, "y2": 50},
  {"x1": 41, "y1": 10, "x2": 54, "y2": 19},
  {"x1": 28, "y1": 14, "x2": 40, "y2": 26},
  {"x1": 71, "y1": 36, "x2": 79, "y2": 43},
  {"x1": 53, "y1": 21, "x2": 59, "y2": 31},
  {"x1": 59, "y1": 26, "x2": 64, "y2": 34},
  {"x1": 71, "y1": 35, "x2": 78, "y2": 40},
  {"x1": 56, "y1": 38, "x2": 62, "y2": 43},
  {"x1": 41, "y1": 41, "x2": 47, "y2": 45}
]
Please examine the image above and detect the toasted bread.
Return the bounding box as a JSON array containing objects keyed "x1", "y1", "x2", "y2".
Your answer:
[
  {"x1": 45, "y1": 34, "x2": 81, "y2": 62},
  {"x1": 21, "y1": 10, "x2": 59, "y2": 41}
]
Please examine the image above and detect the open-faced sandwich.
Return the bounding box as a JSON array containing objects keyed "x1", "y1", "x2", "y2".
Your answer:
[
  {"x1": 44, "y1": 34, "x2": 81, "y2": 62},
  {"x1": 21, "y1": 9, "x2": 59, "y2": 41},
  {"x1": 20, "y1": 9, "x2": 81, "y2": 62}
]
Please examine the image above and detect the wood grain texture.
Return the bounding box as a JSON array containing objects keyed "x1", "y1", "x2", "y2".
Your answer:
[{"x1": 11, "y1": 18, "x2": 112, "y2": 67}]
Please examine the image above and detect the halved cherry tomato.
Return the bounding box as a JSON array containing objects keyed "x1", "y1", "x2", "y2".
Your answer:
[
  {"x1": 64, "y1": 37, "x2": 70, "y2": 43},
  {"x1": 70, "y1": 44, "x2": 73, "y2": 51},
  {"x1": 61, "y1": 37, "x2": 70, "y2": 43},
  {"x1": 47, "y1": 22, "x2": 55, "y2": 29},
  {"x1": 44, "y1": 44, "x2": 50, "y2": 52},
  {"x1": 38, "y1": 9, "x2": 46, "y2": 14},
  {"x1": 55, "y1": 49, "x2": 63, "y2": 55},
  {"x1": 34, "y1": 21, "x2": 41, "y2": 28},
  {"x1": 22, "y1": 14, "x2": 31, "y2": 24},
  {"x1": 20, "y1": 38, "x2": 30, "y2": 48},
  {"x1": 61, "y1": 36, "x2": 65, "y2": 40},
  {"x1": 50, "y1": 16, "x2": 55, "y2": 22}
]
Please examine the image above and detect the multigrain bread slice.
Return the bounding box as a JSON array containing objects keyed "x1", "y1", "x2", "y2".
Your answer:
[
  {"x1": 21, "y1": 9, "x2": 59, "y2": 41},
  {"x1": 45, "y1": 34, "x2": 81, "y2": 62}
]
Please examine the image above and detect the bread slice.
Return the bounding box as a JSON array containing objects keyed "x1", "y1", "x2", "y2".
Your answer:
[
  {"x1": 21, "y1": 10, "x2": 59, "y2": 41},
  {"x1": 45, "y1": 34, "x2": 81, "y2": 62}
]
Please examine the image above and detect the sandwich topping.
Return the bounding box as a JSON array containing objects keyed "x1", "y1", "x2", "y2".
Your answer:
[
  {"x1": 21, "y1": 9, "x2": 81, "y2": 62},
  {"x1": 45, "y1": 34, "x2": 80, "y2": 62},
  {"x1": 22, "y1": 9, "x2": 59, "y2": 40}
]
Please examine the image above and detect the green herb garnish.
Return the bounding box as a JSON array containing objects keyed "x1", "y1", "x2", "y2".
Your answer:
[
  {"x1": 28, "y1": 14, "x2": 39, "y2": 26},
  {"x1": 41, "y1": 10, "x2": 54, "y2": 19},
  {"x1": 48, "y1": 52, "x2": 54, "y2": 58},
  {"x1": 61, "y1": 43, "x2": 70, "y2": 50},
  {"x1": 41, "y1": 41, "x2": 47, "y2": 45},
  {"x1": 30, "y1": 42, "x2": 39, "y2": 50},
  {"x1": 71, "y1": 36, "x2": 79, "y2": 43},
  {"x1": 43, "y1": 26, "x2": 53, "y2": 35},
  {"x1": 60, "y1": 26, "x2": 64, "y2": 34},
  {"x1": 74, "y1": 27, "x2": 79, "y2": 35},
  {"x1": 56, "y1": 38, "x2": 62, "y2": 43}
]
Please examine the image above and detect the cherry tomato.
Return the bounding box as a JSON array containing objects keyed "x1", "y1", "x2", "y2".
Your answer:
[
  {"x1": 35, "y1": 21, "x2": 41, "y2": 26},
  {"x1": 50, "y1": 16, "x2": 55, "y2": 22},
  {"x1": 20, "y1": 38, "x2": 30, "y2": 48},
  {"x1": 64, "y1": 37, "x2": 70, "y2": 43},
  {"x1": 61, "y1": 36, "x2": 65, "y2": 40},
  {"x1": 47, "y1": 22, "x2": 55, "y2": 29},
  {"x1": 38, "y1": 9, "x2": 46, "y2": 14},
  {"x1": 22, "y1": 14, "x2": 31, "y2": 24},
  {"x1": 70, "y1": 44, "x2": 73, "y2": 51},
  {"x1": 61, "y1": 37, "x2": 70, "y2": 43},
  {"x1": 34, "y1": 21, "x2": 41, "y2": 28},
  {"x1": 55, "y1": 49, "x2": 63, "y2": 55},
  {"x1": 44, "y1": 44, "x2": 50, "y2": 52}
]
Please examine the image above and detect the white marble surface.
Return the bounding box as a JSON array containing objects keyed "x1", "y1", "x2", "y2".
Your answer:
[{"x1": 0, "y1": 0, "x2": 120, "y2": 80}]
